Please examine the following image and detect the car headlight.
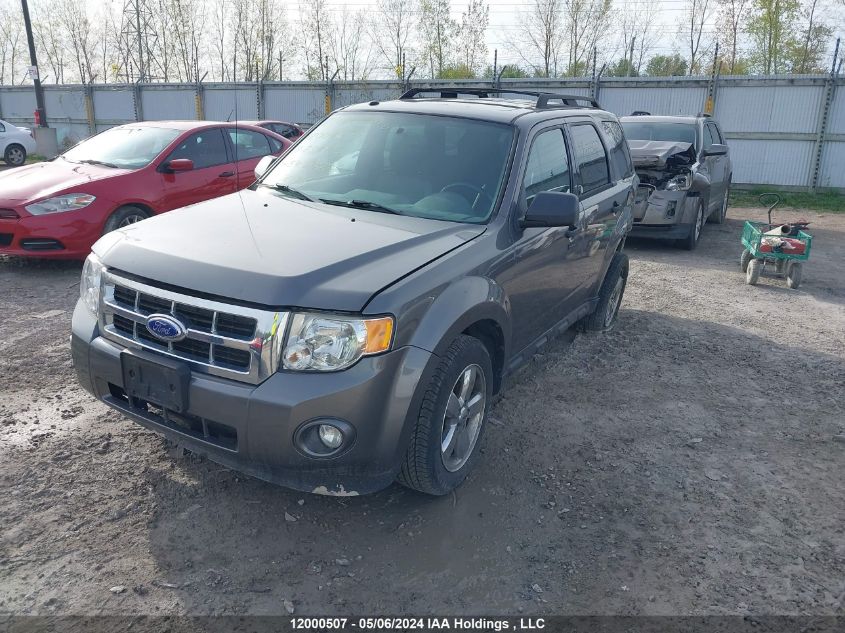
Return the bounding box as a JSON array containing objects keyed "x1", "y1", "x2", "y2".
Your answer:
[
  {"x1": 664, "y1": 174, "x2": 691, "y2": 191},
  {"x1": 282, "y1": 313, "x2": 394, "y2": 372},
  {"x1": 80, "y1": 253, "x2": 105, "y2": 314},
  {"x1": 26, "y1": 193, "x2": 96, "y2": 215}
]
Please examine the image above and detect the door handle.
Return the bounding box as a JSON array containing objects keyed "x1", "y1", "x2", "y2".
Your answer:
[
  {"x1": 218, "y1": 171, "x2": 235, "y2": 177},
  {"x1": 612, "y1": 200, "x2": 621, "y2": 213}
]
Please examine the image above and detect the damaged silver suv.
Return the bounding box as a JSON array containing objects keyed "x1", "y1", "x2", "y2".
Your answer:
[{"x1": 621, "y1": 114, "x2": 731, "y2": 250}]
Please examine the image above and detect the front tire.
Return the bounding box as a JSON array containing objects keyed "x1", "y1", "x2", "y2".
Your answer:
[
  {"x1": 580, "y1": 252, "x2": 629, "y2": 332},
  {"x1": 4, "y1": 143, "x2": 26, "y2": 167},
  {"x1": 746, "y1": 259, "x2": 762, "y2": 285},
  {"x1": 103, "y1": 206, "x2": 150, "y2": 234},
  {"x1": 786, "y1": 262, "x2": 802, "y2": 289},
  {"x1": 679, "y1": 199, "x2": 705, "y2": 250},
  {"x1": 740, "y1": 249, "x2": 753, "y2": 272},
  {"x1": 398, "y1": 335, "x2": 493, "y2": 496}
]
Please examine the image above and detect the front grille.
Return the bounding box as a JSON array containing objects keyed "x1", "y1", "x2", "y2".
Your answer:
[
  {"x1": 0, "y1": 209, "x2": 18, "y2": 219},
  {"x1": 99, "y1": 271, "x2": 286, "y2": 384},
  {"x1": 20, "y1": 238, "x2": 64, "y2": 251}
]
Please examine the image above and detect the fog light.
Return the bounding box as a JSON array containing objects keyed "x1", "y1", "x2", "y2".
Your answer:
[{"x1": 318, "y1": 424, "x2": 343, "y2": 449}]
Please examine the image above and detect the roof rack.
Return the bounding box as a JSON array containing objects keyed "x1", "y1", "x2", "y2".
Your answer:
[{"x1": 399, "y1": 88, "x2": 601, "y2": 110}]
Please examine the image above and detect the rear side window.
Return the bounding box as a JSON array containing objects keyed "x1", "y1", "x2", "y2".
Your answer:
[
  {"x1": 707, "y1": 122, "x2": 723, "y2": 144},
  {"x1": 522, "y1": 129, "x2": 571, "y2": 202},
  {"x1": 570, "y1": 124, "x2": 610, "y2": 194},
  {"x1": 601, "y1": 120, "x2": 633, "y2": 179},
  {"x1": 166, "y1": 129, "x2": 229, "y2": 169},
  {"x1": 228, "y1": 129, "x2": 273, "y2": 160}
]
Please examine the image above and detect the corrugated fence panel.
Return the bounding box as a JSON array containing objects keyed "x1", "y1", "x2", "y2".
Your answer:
[
  {"x1": 44, "y1": 88, "x2": 86, "y2": 121},
  {"x1": 204, "y1": 87, "x2": 258, "y2": 121},
  {"x1": 0, "y1": 88, "x2": 35, "y2": 119},
  {"x1": 264, "y1": 86, "x2": 325, "y2": 123},
  {"x1": 600, "y1": 84, "x2": 708, "y2": 117},
  {"x1": 727, "y1": 139, "x2": 815, "y2": 187},
  {"x1": 141, "y1": 87, "x2": 195, "y2": 120},
  {"x1": 819, "y1": 141, "x2": 845, "y2": 188},
  {"x1": 93, "y1": 87, "x2": 135, "y2": 122},
  {"x1": 828, "y1": 86, "x2": 845, "y2": 135},
  {"x1": 334, "y1": 84, "x2": 402, "y2": 110},
  {"x1": 716, "y1": 84, "x2": 823, "y2": 134}
]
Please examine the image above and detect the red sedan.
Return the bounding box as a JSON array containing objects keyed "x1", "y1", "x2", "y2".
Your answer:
[{"x1": 0, "y1": 121, "x2": 290, "y2": 259}]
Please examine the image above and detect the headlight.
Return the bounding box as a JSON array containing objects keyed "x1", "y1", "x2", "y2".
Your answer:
[
  {"x1": 282, "y1": 313, "x2": 393, "y2": 372},
  {"x1": 26, "y1": 193, "x2": 96, "y2": 215},
  {"x1": 80, "y1": 254, "x2": 105, "y2": 314},
  {"x1": 664, "y1": 174, "x2": 691, "y2": 191}
]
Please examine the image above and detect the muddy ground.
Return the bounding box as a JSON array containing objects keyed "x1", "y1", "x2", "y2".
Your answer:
[{"x1": 1, "y1": 206, "x2": 843, "y2": 617}]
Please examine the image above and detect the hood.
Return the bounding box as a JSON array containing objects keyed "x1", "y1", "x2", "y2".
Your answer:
[
  {"x1": 95, "y1": 189, "x2": 485, "y2": 311},
  {"x1": 627, "y1": 140, "x2": 696, "y2": 170},
  {"x1": 0, "y1": 160, "x2": 131, "y2": 203}
]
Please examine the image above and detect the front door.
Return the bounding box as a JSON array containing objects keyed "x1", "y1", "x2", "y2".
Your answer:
[
  {"x1": 160, "y1": 128, "x2": 236, "y2": 211},
  {"x1": 225, "y1": 128, "x2": 278, "y2": 188},
  {"x1": 498, "y1": 125, "x2": 584, "y2": 354}
]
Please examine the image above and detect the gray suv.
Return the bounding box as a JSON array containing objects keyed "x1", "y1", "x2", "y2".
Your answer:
[
  {"x1": 620, "y1": 114, "x2": 731, "y2": 250},
  {"x1": 71, "y1": 89, "x2": 635, "y2": 496}
]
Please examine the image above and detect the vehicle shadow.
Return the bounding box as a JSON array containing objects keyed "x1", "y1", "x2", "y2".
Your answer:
[{"x1": 138, "y1": 309, "x2": 845, "y2": 616}]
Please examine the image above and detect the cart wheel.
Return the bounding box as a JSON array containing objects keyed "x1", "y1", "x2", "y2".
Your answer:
[
  {"x1": 786, "y1": 262, "x2": 802, "y2": 289},
  {"x1": 746, "y1": 259, "x2": 762, "y2": 285},
  {"x1": 740, "y1": 249, "x2": 753, "y2": 272}
]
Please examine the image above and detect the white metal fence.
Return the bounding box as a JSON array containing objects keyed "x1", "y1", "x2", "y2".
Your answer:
[{"x1": 0, "y1": 75, "x2": 842, "y2": 190}]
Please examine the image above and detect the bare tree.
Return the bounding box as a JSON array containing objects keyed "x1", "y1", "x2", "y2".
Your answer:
[
  {"x1": 457, "y1": 0, "x2": 489, "y2": 76},
  {"x1": 329, "y1": 8, "x2": 374, "y2": 80},
  {"x1": 210, "y1": 0, "x2": 231, "y2": 80},
  {"x1": 680, "y1": 0, "x2": 714, "y2": 74},
  {"x1": 0, "y1": 0, "x2": 25, "y2": 84},
  {"x1": 716, "y1": 0, "x2": 751, "y2": 73},
  {"x1": 563, "y1": 0, "x2": 612, "y2": 76},
  {"x1": 55, "y1": 0, "x2": 97, "y2": 83},
  {"x1": 165, "y1": 0, "x2": 206, "y2": 82},
  {"x1": 617, "y1": 1, "x2": 659, "y2": 75},
  {"x1": 300, "y1": 0, "x2": 331, "y2": 80},
  {"x1": 419, "y1": 0, "x2": 455, "y2": 78},
  {"x1": 33, "y1": 0, "x2": 66, "y2": 83},
  {"x1": 511, "y1": 0, "x2": 565, "y2": 77},
  {"x1": 371, "y1": 0, "x2": 416, "y2": 79}
]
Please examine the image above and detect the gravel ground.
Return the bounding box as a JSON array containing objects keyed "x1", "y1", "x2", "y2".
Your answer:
[{"x1": 1, "y1": 206, "x2": 843, "y2": 617}]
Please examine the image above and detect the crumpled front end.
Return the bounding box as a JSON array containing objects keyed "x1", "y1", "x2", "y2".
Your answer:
[{"x1": 627, "y1": 140, "x2": 708, "y2": 238}]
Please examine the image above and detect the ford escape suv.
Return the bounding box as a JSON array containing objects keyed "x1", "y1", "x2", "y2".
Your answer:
[
  {"x1": 620, "y1": 113, "x2": 731, "y2": 250},
  {"x1": 71, "y1": 89, "x2": 635, "y2": 496}
]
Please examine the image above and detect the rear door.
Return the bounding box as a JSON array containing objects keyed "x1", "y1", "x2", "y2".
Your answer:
[
  {"x1": 159, "y1": 128, "x2": 236, "y2": 211},
  {"x1": 565, "y1": 119, "x2": 627, "y2": 297},
  {"x1": 225, "y1": 128, "x2": 279, "y2": 188}
]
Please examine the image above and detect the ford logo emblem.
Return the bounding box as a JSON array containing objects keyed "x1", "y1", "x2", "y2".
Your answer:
[{"x1": 145, "y1": 314, "x2": 187, "y2": 342}]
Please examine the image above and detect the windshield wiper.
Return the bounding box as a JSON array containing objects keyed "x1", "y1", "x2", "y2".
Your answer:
[
  {"x1": 261, "y1": 183, "x2": 316, "y2": 202},
  {"x1": 320, "y1": 198, "x2": 404, "y2": 216},
  {"x1": 77, "y1": 159, "x2": 120, "y2": 168}
]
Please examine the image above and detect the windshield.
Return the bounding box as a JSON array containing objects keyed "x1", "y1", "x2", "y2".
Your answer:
[
  {"x1": 63, "y1": 126, "x2": 181, "y2": 169},
  {"x1": 621, "y1": 122, "x2": 697, "y2": 147},
  {"x1": 259, "y1": 111, "x2": 514, "y2": 223}
]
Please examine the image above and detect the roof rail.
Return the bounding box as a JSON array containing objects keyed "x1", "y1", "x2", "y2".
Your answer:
[{"x1": 399, "y1": 88, "x2": 601, "y2": 110}]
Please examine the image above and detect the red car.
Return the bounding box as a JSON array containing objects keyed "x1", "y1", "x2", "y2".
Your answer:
[
  {"x1": 0, "y1": 121, "x2": 290, "y2": 259},
  {"x1": 242, "y1": 120, "x2": 305, "y2": 141}
]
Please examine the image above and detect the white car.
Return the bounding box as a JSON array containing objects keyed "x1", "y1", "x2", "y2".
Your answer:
[{"x1": 0, "y1": 119, "x2": 37, "y2": 167}]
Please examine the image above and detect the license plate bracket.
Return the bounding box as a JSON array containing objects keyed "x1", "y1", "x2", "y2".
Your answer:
[{"x1": 121, "y1": 349, "x2": 190, "y2": 413}]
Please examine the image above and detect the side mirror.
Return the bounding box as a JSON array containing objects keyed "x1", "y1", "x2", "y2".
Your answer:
[
  {"x1": 521, "y1": 191, "x2": 580, "y2": 229},
  {"x1": 166, "y1": 158, "x2": 194, "y2": 172},
  {"x1": 255, "y1": 155, "x2": 275, "y2": 180},
  {"x1": 703, "y1": 143, "x2": 728, "y2": 157}
]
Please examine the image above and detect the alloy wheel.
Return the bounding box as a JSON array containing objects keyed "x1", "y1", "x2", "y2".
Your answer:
[
  {"x1": 604, "y1": 276, "x2": 625, "y2": 328},
  {"x1": 694, "y1": 204, "x2": 704, "y2": 241},
  {"x1": 7, "y1": 147, "x2": 24, "y2": 166},
  {"x1": 118, "y1": 214, "x2": 146, "y2": 228},
  {"x1": 441, "y1": 364, "x2": 486, "y2": 472}
]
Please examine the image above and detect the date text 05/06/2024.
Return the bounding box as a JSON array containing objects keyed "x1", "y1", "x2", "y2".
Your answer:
[{"x1": 289, "y1": 617, "x2": 547, "y2": 630}]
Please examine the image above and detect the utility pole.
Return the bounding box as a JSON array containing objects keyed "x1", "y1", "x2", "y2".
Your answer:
[{"x1": 20, "y1": 0, "x2": 47, "y2": 127}]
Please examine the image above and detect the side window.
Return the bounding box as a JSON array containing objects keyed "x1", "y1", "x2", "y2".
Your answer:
[
  {"x1": 267, "y1": 136, "x2": 284, "y2": 153},
  {"x1": 569, "y1": 124, "x2": 610, "y2": 194},
  {"x1": 228, "y1": 129, "x2": 272, "y2": 161},
  {"x1": 522, "y1": 129, "x2": 571, "y2": 203},
  {"x1": 703, "y1": 124, "x2": 715, "y2": 148},
  {"x1": 708, "y1": 123, "x2": 723, "y2": 144},
  {"x1": 166, "y1": 130, "x2": 229, "y2": 169},
  {"x1": 0, "y1": 122, "x2": 5, "y2": 133},
  {"x1": 275, "y1": 124, "x2": 297, "y2": 139},
  {"x1": 601, "y1": 120, "x2": 633, "y2": 179}
]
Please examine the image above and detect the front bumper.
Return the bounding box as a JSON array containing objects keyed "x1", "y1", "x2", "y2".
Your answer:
[
  {"x1": 71, "y1": 302, "x2": 434, "y2": 495},
  {"x1": 630, "y1": 189, "x2": 697, "y2": 240},
  {"x1": 0, "y1": 204, "x2": 107, "y2": 259}
]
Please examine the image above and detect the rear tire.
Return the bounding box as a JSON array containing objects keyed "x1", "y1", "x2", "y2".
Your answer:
[
  {"x1": 740, "y1": 249, "x2": 753, "y2": 272},
  {"x1": 786, "y1": 262, "x2": 802, "y2": 289},
  {"x1": 4, "y1": 143, "x2": 26, "y2": 167},
  {"x1": 103, "y1": 206, "x2": 150, "y2": 234},
  {"x1": 580, "y1": 252, "x2": 629, "y2": 332},
  {"x1": 746, "y1": 259, "x2": 762, "y2": 285},
  {"x1": 397, "y1": 335, "x2": 493, "y2": 496}
]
